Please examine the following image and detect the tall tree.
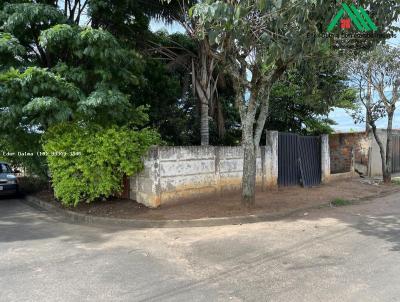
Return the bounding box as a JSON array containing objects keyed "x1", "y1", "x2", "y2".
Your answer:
[
  {"x1": 267, "y1": 55, "x2": 357, "y2": 135},
  {"x1": 0, "y1": 2, "x2": 147, "y2": 175},
  {"x1": 346, "y1": 45, "x2": 400, "y2": 183},
  {"x1": 191, "y1": 0, "x2": 400, "y2": 206},
  {"x1": 191, "y1": 0, "x2": 329, "y2": 205},
  {"x1": 158, "y1": 0, "x2": 219, "y2": 145}
]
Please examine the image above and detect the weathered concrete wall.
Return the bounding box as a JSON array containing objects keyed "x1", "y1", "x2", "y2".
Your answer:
[
  {"x1": 129, "y1": 148, "x2": 161, "y2": 208},
  {"x1": 329, "y1": 132, "x2": 370, "y2": 175},
  {"x1": 368, "y1": 129, "x2": 400, "y2": 176},
  {"x1": 369, "y1": 130, "x2": 386, "y2": 177},
  {"x1": 129, "y1": 131, "x2": 331, "y2": 208},
  {"x1": 130, "y1": 146, "x2": 267, "y2": 208},
  {"x1": 130, "y1": 131, "x2": 280, "y2": 208}
]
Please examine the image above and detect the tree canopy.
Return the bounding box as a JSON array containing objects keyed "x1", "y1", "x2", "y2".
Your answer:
[
  {"x1": 190, "y1": 0, "x2": 400, "y2": 204},
  {"x1": 1, "y1": 0, "x2": 399, "y2": 204}
]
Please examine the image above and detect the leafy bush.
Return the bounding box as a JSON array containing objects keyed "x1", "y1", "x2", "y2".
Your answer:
[{"x1": 43, "y1": 122, "x2": 159, "y2": 206}]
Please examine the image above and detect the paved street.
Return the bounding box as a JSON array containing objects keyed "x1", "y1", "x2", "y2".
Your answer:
[{"x1": 1, "y1": 194, "x2": 400, "y2": 302}]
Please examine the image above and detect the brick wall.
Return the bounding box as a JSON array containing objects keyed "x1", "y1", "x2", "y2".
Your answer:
[{"x1": 329, "y1": 132, "x2": 370, "y2": 174}]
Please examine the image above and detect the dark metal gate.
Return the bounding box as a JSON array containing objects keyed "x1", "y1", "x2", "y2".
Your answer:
[
  {"x1": 392, "y1": 135, "x2": 400, "y2": 173},
  {"x1": 278, "y1": 133, "x2": 322, "y2": 187}
]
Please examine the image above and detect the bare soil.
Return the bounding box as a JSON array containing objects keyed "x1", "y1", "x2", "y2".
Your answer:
[{"x1": 33, "y1": 178, "x2": 400, "y2": 220}]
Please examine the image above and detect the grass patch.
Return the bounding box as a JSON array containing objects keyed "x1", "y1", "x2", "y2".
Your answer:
[{"x1": 330, "y1": 198, "x2": 352, "y2": 207}]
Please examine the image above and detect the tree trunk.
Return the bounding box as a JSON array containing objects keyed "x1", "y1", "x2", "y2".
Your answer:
[
  {"x1": 242, "y1": 125, "x2": 256, "y2": 207},
  {"x1": 234, "y1": 61, "x2": 286, "y2": 207},
  {"x1": 239, "y1": 72, "x2": 282, "y2": 206},
  {"x1": 193, "y1": 39, "x2": 217, "y2": 146},
  {"x1": 384, "y1": 110, "x2": 394, "y2": 183},
  {"x1": 216, "y1": 98, "x2": 226, "y2": 140},
  {"x1": 240, "y1": 92, "x2": 260, "y2": 207},
  {"x1": 366, "y1": 66, "x2": 372, "y2": 133},
  {"x1": 200, "y1": 99, "x2": 209, "y2": 145}
]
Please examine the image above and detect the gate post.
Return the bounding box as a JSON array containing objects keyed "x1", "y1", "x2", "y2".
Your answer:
[
  {"x1": 321, "y1": 134, "x2": 331, "y2": 183},
  {"x1": 265, "y1": 131, "x2": 279, "y2": 188}
]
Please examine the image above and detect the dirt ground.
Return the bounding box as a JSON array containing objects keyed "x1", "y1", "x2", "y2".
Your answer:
[{"x1": 32, "y1": 178, "x2": 400, "y2": 220}]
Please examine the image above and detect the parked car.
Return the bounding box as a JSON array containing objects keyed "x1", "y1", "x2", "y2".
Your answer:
[{"x1": 0, "y1": 162, "x2": 19, "y2": 196}]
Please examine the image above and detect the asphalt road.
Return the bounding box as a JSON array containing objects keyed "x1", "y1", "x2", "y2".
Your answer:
[{"x1": 1, "y1": 193, "x2": 400, "y2": 302}]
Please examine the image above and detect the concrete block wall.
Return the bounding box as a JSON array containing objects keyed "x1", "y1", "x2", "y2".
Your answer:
[
  {"x1": 130, "y1": 131, "x2": 279, "y2": 208},
  {"x1": 159, "y1": 146, "x2": 217, "y2": 204},
  {"x1": 129, "y1": 148, "x2": 161, "y2": 208},
  {"x1": 129, "y1": 131, "x2": 330, "y2": 208},
  {"x1": 129, "y1": 146, "x2": 269, "y2": 208}
]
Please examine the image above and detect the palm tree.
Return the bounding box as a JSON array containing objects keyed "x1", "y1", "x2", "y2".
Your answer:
[{"x1": 151, "y1": 0, "x2": 218, "y2": 145}]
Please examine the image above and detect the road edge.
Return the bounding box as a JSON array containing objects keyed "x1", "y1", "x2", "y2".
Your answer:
[
  {"x1": 22, "y1": 188, "x2": 400, "y2": 228},
  {"x1": 22, "y1": 195, "x2": 331, "y2": 228}
]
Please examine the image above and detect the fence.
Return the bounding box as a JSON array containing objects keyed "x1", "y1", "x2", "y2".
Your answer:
[
  {"x1": 129, "y1": 132, "x2": 330, "y2": 208},
  {"x1": 278, "y1": 133, "x2": 322, "y2": 187}
]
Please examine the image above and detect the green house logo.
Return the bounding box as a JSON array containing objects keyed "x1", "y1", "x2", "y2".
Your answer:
[{"x1": 327, "y1": 3, "x2": 378, "y2": 32}]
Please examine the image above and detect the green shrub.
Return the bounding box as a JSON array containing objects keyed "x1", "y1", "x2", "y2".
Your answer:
[
  {"x1": 330, "y1": 198, "x2": 352, "y2": 207},
  {"x1": 43, "y1": 122, "x2": 159, "y2": 206}
]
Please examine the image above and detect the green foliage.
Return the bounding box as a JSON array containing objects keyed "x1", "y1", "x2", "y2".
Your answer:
[
  {"x1": 40, "y1": 25, "x2": 143, "y2": 91},
  {"x1": 1, "y1": 3, "x2": 65, "y2": 34},
  {"x1": 346, "y1": 45, "x2": 400, "y2": 126},
  {"x1": 89, "y1": 0, "x2": 187, "y2": 47},
  {"x1": 133, "y1": 57, "x2": 197, "y2": 145},
  {"x1": 0, "y1": 2, "x2": 148, "y2": 178},
  {"x1": 191, "y1": 0, "x2": 333, "y2": 65},
  {"x1": 190, "y1": 0, "x2": 399, "y2": 137},
  {"x1": 43, "y1": 123, "x2": 160, "y2": 206},
  {"x1": 0, "y1": 32, "x2": 24, "y2": 68},
  {"x1": 0, "y1": 66, "x2": 80, "y2": 130},
  {"x1": 0, "y1": 2, "x2": 145, "y2": 131},
  {"x1": 0, "y1": 131, "x2": 48, "y2": 179},
  {"x1": 88, "y1": 0, "x2": 151, "y2": 47},
  {"x1": 330, "y1": 198, "x2": 352, "y2": 207},
  {"x1": 38, "y1": 24, "x2": 75, "y2": 49},
  {"x1": 0, "y1": 2, "x2": 65, "y2": 65},
  {"x1": 267, "y1": 56, "x2": 357, "y2": 135},
  {"x1": 189, "y1": 0, "x2": 343, "y2": 154}
]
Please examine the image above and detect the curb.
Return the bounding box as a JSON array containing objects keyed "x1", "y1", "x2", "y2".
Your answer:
[
  {"x1": 22, "y1": 195, "x2": 330, "y2": 228},
  {"x1": 23, "y1": 188, "x2": 400, "y2": 229}
]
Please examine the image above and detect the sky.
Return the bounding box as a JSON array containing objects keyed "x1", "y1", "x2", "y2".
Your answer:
[{"x1": 149, "y1": 20, "x2": 400, "y2": 133}]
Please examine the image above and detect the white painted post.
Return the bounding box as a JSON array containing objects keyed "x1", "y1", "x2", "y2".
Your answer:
[
  {"x1": 265, "y1": 131, "x2": 279, "y2": 188},
  {"x1": 321, "y1": 134, "x2": 331, "y2": 183}
]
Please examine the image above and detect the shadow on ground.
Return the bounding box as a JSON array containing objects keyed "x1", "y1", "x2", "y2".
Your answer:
[
  {"x1": 350, "y1": 214, "x2": 400, "y2": 252},
  {"x1": 282, "y1": 193, "x2": 400, "y2": 252},
  {"x1": 2, "y1": 192, "x2": 400, "y2": 252},
  {"x1": 0, "y1": 197, "x2": 122, "y2": 245}
]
